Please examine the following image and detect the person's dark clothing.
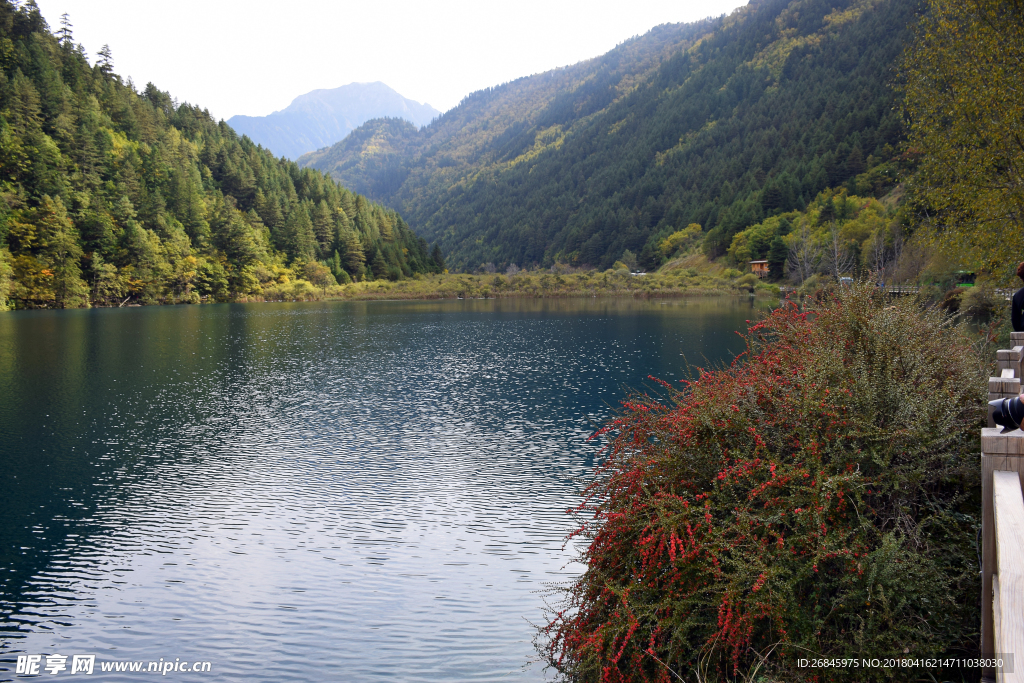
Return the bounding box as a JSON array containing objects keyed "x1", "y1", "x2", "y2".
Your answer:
[{"x1": 1013, "y1": 287, "x2": 1024, "y2": 331}]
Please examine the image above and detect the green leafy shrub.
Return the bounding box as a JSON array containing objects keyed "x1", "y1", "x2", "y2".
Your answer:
[
  {"x1": 797, "y1": 273, "x2": 823, "y2": 296},
  {"x1": 541, "y1": 286, "x2": 985, "y2": 682},
  {"x1": 262, "y1": 280, "x2": 319, "y2": 302},
  {"x1": 961, "y1": 284, "x2": 999, "y2": 317},
  {"x1": 733, "y1": 273, "x2": 759, "y2": 292}
]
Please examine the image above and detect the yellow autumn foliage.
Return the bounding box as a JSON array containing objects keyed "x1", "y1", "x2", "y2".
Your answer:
[{"x1": 901, "y1": 0, "x2": 1024, "y2": 282}]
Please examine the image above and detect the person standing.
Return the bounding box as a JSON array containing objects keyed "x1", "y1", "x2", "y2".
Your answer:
[{"x1": 1014, "y1": 262, "x2": 1024, "y2": 331}]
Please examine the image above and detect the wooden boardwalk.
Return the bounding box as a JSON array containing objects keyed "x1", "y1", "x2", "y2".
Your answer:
[{"x1": 778, "y1": 283, "x2": 921, "y2": 297}]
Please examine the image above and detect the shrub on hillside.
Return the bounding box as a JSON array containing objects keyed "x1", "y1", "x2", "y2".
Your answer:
[
  {"x1": 261, "y1": 280, "x2": 319, "y2": 302},
  {"x1": 732, "y1": 273, "x2": 759, "y2": 292},
  {"x1": 541, "y1": 287, "x2": 985, "y2": 682}
]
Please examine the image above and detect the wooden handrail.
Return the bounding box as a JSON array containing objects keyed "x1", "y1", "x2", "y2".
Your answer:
[
  {"x1": 993, "y1": 470, "x2": 1024, "y2": 683},
  {"x1": 981, "y1": 331, "x2": 1024, "y2": 681}
]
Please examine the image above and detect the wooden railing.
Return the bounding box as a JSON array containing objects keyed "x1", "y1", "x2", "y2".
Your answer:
[
  {"x1": 993, "y1": 470, "x2": 1024, "y2": 683},
  {"x1": 981, "y1": 330, "x2": 1024, "y2": 682}
]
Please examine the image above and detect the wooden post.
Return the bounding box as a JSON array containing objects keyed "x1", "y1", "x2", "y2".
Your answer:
[
  {"x1": 997, "y1": 347, "x2": 1024, "y2": 378},
  {"x1": 1012, "y1": 333, "x2": 1024, "y2": 377},
  {"x1": 981, "y1": 428, "x2": 1024, "y2": 681}
]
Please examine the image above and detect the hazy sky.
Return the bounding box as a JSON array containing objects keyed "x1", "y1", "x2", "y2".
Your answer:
[{"x1": 34, "y1": 0, "x2": 748, "y2": 121}]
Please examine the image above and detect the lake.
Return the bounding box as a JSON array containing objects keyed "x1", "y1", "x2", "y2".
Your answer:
[{"x1": 0, "y1": 297, "x2": 771, "y2": 681}]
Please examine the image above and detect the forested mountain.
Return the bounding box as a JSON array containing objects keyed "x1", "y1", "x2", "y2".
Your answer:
[
  {"x1": 230, "y1": 82, "x2": 439, "y2": 162},
  {"x1": 0, "y1": 2, "x2": 440, "y2": 309},
  {"x1": 301, "y1": 0, "x2": 914, "y2": 271}
]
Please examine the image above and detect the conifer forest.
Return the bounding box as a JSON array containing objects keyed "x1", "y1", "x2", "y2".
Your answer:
[{"x1": 0, "y1": 1, "x2": 442, "y2": 310}]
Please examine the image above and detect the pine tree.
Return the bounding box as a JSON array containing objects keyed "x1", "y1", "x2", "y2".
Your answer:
[
  {"x1": 341, "y1": 229, "x2": 365, "y2": 275},
  {"x1": 767, "y1": 235, "x2": 787, "y2": 281},
  {"x1": 340, "y1": 192, "x2": 356, "y2": 221},
  {"x1": 430, "y1": 243, "x2": 445, "y2": 272},
  {"x1": 213, "y1": 206, "x2": 260, "y2": 270},
  {"x1": 255, "y1": 189, "x2": 281, "y2": 229},
  {"x1": 330, "y1": 250, "x2": 343, "y2": 281},
  {"x1": 371, "y1": 250, "x2": 388, "y2": 280},
  {"x1": 38, "y1": 195, "x2": 88, "y2": 308},
  {"x1": 90, "y1": 252, "x2": 122, "y2": 305},
  {"x1": 256, "y1": 191, "x2": 285, "y2": 249},
  {"x1": 283, "y1": 203, "x2": 315, "y2": 262},
  {"x1": 312, "y1": 199, "x2": 333, "y2": 258},
  {"x1": 96, "y1": 44, "x2": 113, "y2": 74},
  {"x1": 57, "y1": 12, "x2": 73, "y2": 47}
]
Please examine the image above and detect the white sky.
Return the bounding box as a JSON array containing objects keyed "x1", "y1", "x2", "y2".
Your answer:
[{"x1": 34, "y1": 0, "x2": 748, "y2": 121}]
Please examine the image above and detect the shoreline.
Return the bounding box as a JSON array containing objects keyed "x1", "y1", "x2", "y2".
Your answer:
[
  {"x1": 239, "y1": 287, "x2": 781, "y2": 304},
  {"x1": 5, "y1": 268, "x2": 782, "y2": 309},
  {"x1": 11, "y1": 289, "x2": 779, "y2": 309}
]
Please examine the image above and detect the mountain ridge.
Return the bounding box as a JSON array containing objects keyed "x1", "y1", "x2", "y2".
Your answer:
[
  {"x1": 300, "y1": 0, "x2": 913, "y2": 271},
  {"x1": 229, "y1": 82, "x2": 439, "y2": 162}
]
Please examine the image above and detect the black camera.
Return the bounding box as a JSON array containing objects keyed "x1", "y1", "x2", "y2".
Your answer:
[{"x1": 990, "y1": 397, "x2": 1024, "y2": 432}]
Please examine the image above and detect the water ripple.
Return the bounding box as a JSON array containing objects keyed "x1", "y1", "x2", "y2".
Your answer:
[{"x1": 0, "y1": 298, "x2": 767, "y2": 681}]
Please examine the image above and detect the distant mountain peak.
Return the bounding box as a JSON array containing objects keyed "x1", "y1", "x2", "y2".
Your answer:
[{"x1": 227, "y1": 82, "x2": 439, "y2": 161}]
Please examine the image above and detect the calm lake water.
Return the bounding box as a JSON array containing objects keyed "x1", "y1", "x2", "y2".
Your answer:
[{"x1": 0, "y1": 297, "x2": 771, "y2": 681}]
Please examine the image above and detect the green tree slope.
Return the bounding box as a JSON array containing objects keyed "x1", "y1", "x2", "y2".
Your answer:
[
  {"x1": 901, "y1": 0, "x2": 1024, "y2": 282},
  {"x1": 302, "y1": 0, "x2": 914, "y2": 272},
  {"x1": 0, "y1": 1, "x2": 440, "y2": 308}
]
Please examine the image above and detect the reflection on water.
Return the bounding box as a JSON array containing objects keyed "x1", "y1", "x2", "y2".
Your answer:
[{"x1": 0, "y1": 297, "x2": 771, "y2": 681}]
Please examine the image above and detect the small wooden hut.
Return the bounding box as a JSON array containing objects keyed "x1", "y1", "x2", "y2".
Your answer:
[{"x1": 749, "y1": 260, "x2": 769, "y2": 278}]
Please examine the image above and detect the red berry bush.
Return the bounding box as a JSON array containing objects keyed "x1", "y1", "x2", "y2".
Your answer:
[{"x1": 541, "y1": 287, "x2": 986, "y2": 682}]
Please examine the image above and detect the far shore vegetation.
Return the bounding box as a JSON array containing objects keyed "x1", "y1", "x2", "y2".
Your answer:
[{"x1": 215, "y1": 254, "x2": 779, "y2": 304}]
